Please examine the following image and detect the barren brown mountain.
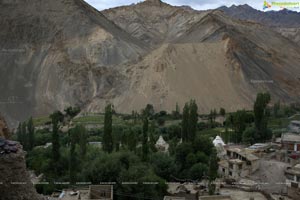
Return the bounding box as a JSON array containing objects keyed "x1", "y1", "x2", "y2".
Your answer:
[{"x1": 1, "y1": 0, "x2": 300, "y2": 125}]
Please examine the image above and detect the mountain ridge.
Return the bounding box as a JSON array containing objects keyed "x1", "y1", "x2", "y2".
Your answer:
[{"x1": 1, "y1": 0, "x2": 300, "y2": 125}]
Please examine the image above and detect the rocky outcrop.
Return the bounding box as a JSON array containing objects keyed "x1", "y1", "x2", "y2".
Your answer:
[
  {"x1": 0, "y1": 141, "x2": 43, "y2": 200},
  {"x1": 0, "y1": 114, "x2": 10, "y2": 139}
]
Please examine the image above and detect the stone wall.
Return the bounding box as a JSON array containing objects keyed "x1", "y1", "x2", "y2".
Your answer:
[{"x1": 0, "y1": 143, "x2": 43, "y2": 200}]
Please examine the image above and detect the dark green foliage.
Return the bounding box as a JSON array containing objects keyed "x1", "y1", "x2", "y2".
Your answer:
[
  {"x1": 192, "y1": 136, "x2": 214, "y2": 156},
  {"x1": 21, "y1": 122, "x2": 28, "y2": 150},
  {"x1": 175, "y1": 143, "x2": 193, "y2": 170},
  {"x1": 182, "y1": 103, "x2": 189, "y2": 142},
  {"x1": 16, "y1": 123, "x2": 22, "y2": 145},
  {"x1": 156, "y1": 117, "x2": 165, "y2": 126},
  {"x1": 64, "y1": 106, "x2": 80, "y2": 118},
  {"x1": 242, "y1": 127, "x2": 257, "y2": 145},
  {"x1": 188, "y1": 100, "x2": 198, "y2": 141},
  {"x1": 172, "y1": 103, "x2": 181, "y2": 119},
  {"x1": 142, "y1": 118, "x2": 149, "y2": 161},
  {"x1": 219, "y1": 108, "x2": 226, "y2": 116},
  {"x1": 189, "y1": 163, "x2": 208, "y2": 180},
  {"x1": 209, "y1": 109, "x2": 217, "y2": 127},
  {"x1": 142, "y1": 104, "x2": 155, "y2": 118},
  {"x1": 69, "y1": 129, "x2": 77, "y2": 185},
  {"x1": 273, "y1": 101, "x2": 281, "y2": 117},
  {"x1": 150, "y1": 152, "x2": 176, "y2": 180},
  {"x1": 127, "y1": 129, "x2": 137, "y2": 152},
  {"x1": 254, "y1": 92, "x2": 271, "y2": 142},
  {"x1": 103, "y1": 104, "x2": 113, "y2": 153},
  {"x1": 50, "y1": 111, "x2": 61, "y2": 163},
  {"x1": 167, "y1": 124, "x2": 181, "y2": 139},
  {"x1": 232, "y1": 110, "x2": 248, "y2": 143},
  {"x1": 34, "y1": 130, "x2": 52, "y2": 146},
  {"x1": 27, "y1": 117, "x2": 35, "y2": 151},
  {"x1": 208, "y1": 148, "x2": 218, "y2": 181},
  {"x1": 181, "y1": 100, "x2": 198, "y2": 142}
]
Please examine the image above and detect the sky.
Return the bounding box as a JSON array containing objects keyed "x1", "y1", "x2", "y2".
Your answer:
[{"x1": 84, "y1": 0, "x2": 265, "y2": 11}]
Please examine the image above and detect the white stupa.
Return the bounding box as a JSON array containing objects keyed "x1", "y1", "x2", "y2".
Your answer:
[
  {"x1": 213, "y1": 135, "x2": 225, "y2": 146},
  {"x1": 155, "y1": 135, "x2": 169, "y2": 153}
]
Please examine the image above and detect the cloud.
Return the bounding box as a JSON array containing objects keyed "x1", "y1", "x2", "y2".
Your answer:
[{"x1": 84, "y1": 0, "x2": 264, "y2": 11}]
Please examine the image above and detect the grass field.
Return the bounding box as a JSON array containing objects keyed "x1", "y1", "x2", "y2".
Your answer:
[
  {"x1": 72, "y1": 114, "x2": 125, "y2": 125},
  {"x1": 33, "y1": 116, "x2": 51, "y2": 126}
]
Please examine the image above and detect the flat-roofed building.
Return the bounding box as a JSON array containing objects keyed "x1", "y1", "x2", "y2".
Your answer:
[
  {"x1": 288, "y1": 120, "x2": 300, "y2": 133},
  {"x1": 285, "y1": 164, "x2": 300, "y2": 199},
  {"x1": 57, "y1": 185, "x2": 113, "y2": 200},
  {"x1": 218, "y1": 147, "x2": 259, "y2": 179},
  {"x1": 163, "y1": 196, "x2": 185, "y2": 200},
  {"x1": 281, "y1": 133, "x2": 300, "y2": 152},
  {"x1": 199, "y1": 195, "x2": 232, "y2": 200}
]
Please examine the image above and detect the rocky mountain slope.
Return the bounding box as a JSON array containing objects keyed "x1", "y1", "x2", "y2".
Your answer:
[
  {"x1": 219, "y1": 5, "x2": 300, "y2": 28},
  {"x1": 1, "y1": 0, "x2": 300, "y2": 124},
  {"x1": 0, "y1": 0, "x2": 146, "y2": 125},
  {"x1": 218, "y1": 5, "x2": 300, "y2": 46},
  {"x1": 102, "y1": 0, "x2": 300, "y2": 112}
]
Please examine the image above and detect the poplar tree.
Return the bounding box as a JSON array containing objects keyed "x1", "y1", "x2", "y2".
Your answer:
[
  {"x1": 188, "y1": 100, "x2": 198, "y2": 141},
  {"x1": 142, "y1": 117, "x2": 149, "y2": 161},
  {"x1": 103, "y1": 104, "x2": 113, "y2": 153},
  {"x1": 27, "y1": 117, "x2": 35, "y2": 150},
  {"x1": 182, "y1": 103, "x2": 189, "y2": 142}
]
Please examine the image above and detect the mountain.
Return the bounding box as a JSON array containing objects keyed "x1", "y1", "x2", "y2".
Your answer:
[
  {"x1": 218, "y1": 5, "x2": 300, "y2": 45},
  {"x1": 219, "y1": 4, "x2": 300, "y2": 28},
  {"x1": 102, "y1": 0, "x2": 300, "y2": 112},
  {"x1": 0, "y1": 0, "x2": 146, "y2": 125},
  {"x1": 1, "y1": 0, "x2": 300, "y2": 125}
]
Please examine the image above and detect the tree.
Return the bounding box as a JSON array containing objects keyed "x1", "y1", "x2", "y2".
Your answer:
[
  {"x1": 188, "y1": 100, "x2": 198, "y2": 141},
  {"x1": 142, "y1": 104, "x2": 155, "y2": 118},
  {"x1": 77, "y1": 125, "x2": 87, "y2": 157},
  {"x1": 232, "y1": 110, "x2": 248, "y2": 143},
  {"x1": 254, "y1": 92, "x2": 271, "y2": 141},
  {"x1": 189, "y1": 163, "x2": 208, "y2": 181},
  {"x1": 242, "y1": 127, "x2": 257, "y2": 145},
  {"x1": 172, "y1": 103, "x2": 181, "y2": 119},
  {"x1": 182, "y1": 103, "x2": 189, "y2": 142},
  {"x1": 219, "y1": 108, "x2": 226, "y2": 116},
  {"x1": 128, "y1": 129, "x2": 137, "y2": 152},
  {"x1": 103, "y1": 104, "x2": 113, "y2": 153},
  {"x1": 16, "y1": 123, "x2": 22, "y2": 144},
  {"x1": 150, "y1": 152, "x2": 177, "y2": 180},
  {"x1": 208, "y1": 149, "x2": 218, "y2": 195},
  {"x1": 142, "y1": 117, "x2": 149, "y2": 161},
  {"x1": 69, "y1": 129, "x2": 77, "y2": 185},
  {"x1": 208, "y1": 149, "x2": 218, "y2": 181},
  {"x1": 27, "y1": 117, "x2": 35, "y2": 151},
  {"x1": 149, "y1": 132, "x2": 157, "y2": 152},
  {"x1": 209, "y1": 109, "x2": 217, "y2": 128},
  {"x1": 175, "y1": 143, "x2": 193, "y2": 170},
  {"x1": 64, "y1": 106, "x2": 81, "y2": 118},
  {"x1": 273, "y1": 101, "x2": 280, "y2": 117},
  {"x1": 51, "y1": 114, "x2": 60, "y2": 162},
  {"x1": 21, "y1": 122, "x2": 28, "y2": 150}
]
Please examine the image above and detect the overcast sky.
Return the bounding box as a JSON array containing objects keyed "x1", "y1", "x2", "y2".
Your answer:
[{"x1": 84, "y1": 0, "x2": 264, "y2": 11}]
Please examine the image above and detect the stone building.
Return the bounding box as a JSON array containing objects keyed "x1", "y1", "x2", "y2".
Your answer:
[
  {"x1": 285, "y1": 164, "x2": 300, "y2": 199},
  {"x1": 218, "y1": 147, "x2": 259, "y2": 179},
  {"x1": 58, "y1": 185, "x2": 113, "y2": 200},
  {"x1": 281, "y1": 133, "x2": 300, "y2": 152}
]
